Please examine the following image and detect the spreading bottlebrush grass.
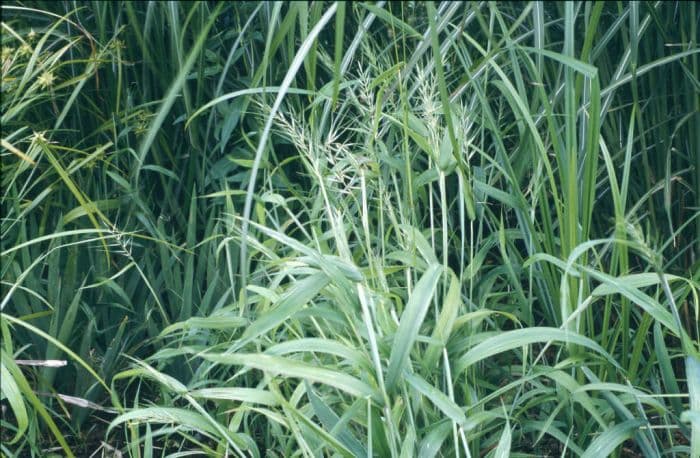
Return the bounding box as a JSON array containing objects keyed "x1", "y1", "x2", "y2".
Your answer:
[{"x1": 1, "y1": 2, "x2": 699, "y2": 457}]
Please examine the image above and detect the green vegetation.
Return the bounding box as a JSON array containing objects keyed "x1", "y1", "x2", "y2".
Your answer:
[{"x1": 1, "y1": 1, "x2": 699, "y2": 456}]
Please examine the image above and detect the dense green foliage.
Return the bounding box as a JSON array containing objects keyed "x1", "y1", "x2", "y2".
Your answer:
[{"x1": 1, "y1": 1, "x2": 699, "y2": 456}]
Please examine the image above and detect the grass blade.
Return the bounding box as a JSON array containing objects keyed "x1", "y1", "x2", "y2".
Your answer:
[
  {"x1": 238, "y1": 3, "x2": 338, "y2": 289},
  {"x1": 581, "y1": 419, "x2": 645, "y2": 458},
  {"x1": 455, "y1": 327, "x2": 618, "y2": 374},
  {"x1": 202, "y1": 353, "x2": 380, "y2": 402},
  {"x1": 386, "y1": 264, "x2": 442, "y2": 390}
]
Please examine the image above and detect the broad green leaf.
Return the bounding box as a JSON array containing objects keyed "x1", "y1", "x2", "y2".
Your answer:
[
  {"x1": 240, "y1": 272, "x2": 330, "y2": 345},
  {"x1": 202, "y1": 353, "x2": 379, "y2": 402},
  {"x1": 494, "y1": 421, "x2": 511, "y2": 458},
  {"x1": 386, "y1": 264, "x2": 442, "y2": 389},
  {"x1": 305, "y1": 382, "x2": 367, "y2": 457},
  {"x1": 1, "y1": 351, "x2": 73, "y2": 457},
  {"x1": 455, "y1": 327, "x2": 618, "y2": 374},
  {"x1": 188, "y1": 87, "x2": 317, "y2": 125},
  {"x1": 404, "y1": 371, "x2": 466, "y2": 425},
  {"x1": 189, "y1": 388, "x2": 278, "y2": 406},
  {"x1": 359, "y1": 3, "x2": 421, "y2": 39},
  {"x1": 581, "y1": 420, "x2": 644, "y2": 458},
  {"x1": 62, "y1": 199, "x2": 122, "y2": 225},
  {"x1": 572, "y1": 382, "x2": 665, "y2": 412},
  {"x1": 418, "y1": 421, "x2": 453, "y2": 458},
  {"x1": 0, "y1": 358, "x2": 28, "y2": 444},
  {"x1": 160, "y1": 314, "x2": 247, "y2": 336},
  {"x1": 592, "y1": 273, "x2": 683, "y2": 296},
  {"x1": 108, "y1": 407, "x2": 219, "y2": 437},
  {"x1": 584, "y1": 266, "x2": 685, "y2": 337},
  {"x1": 399, "y1": 425, "x2": 416, "y2": 458},
  {"x1": 521, "y1": 46, "x2": 597, "y2": 77},
  {"x1": 398, "y1": 227, "x2": 440, "y2": 267},
  {"x1": 654, "y1": 322, "x2": 684, "y2": 417},
  {"x1": 425, "y1": 271, "x2": 461, "y2": 368},
  {"x1": 265, "y1": 338, "x2": 369, "y2": 369}
]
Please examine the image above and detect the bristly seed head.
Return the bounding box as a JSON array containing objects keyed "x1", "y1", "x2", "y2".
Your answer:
[{"x1": 37, "y1": 71, "x2": 56, "y2": 89}]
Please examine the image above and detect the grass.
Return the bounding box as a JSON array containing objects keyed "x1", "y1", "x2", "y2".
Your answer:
[{"x1": 1, "y1": 1, "x2": 699, "y2": 456}]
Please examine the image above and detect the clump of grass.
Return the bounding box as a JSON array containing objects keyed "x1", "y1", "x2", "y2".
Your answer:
[{"x1": 2, "y1": 2, "x2": 699, "y2": 456}]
